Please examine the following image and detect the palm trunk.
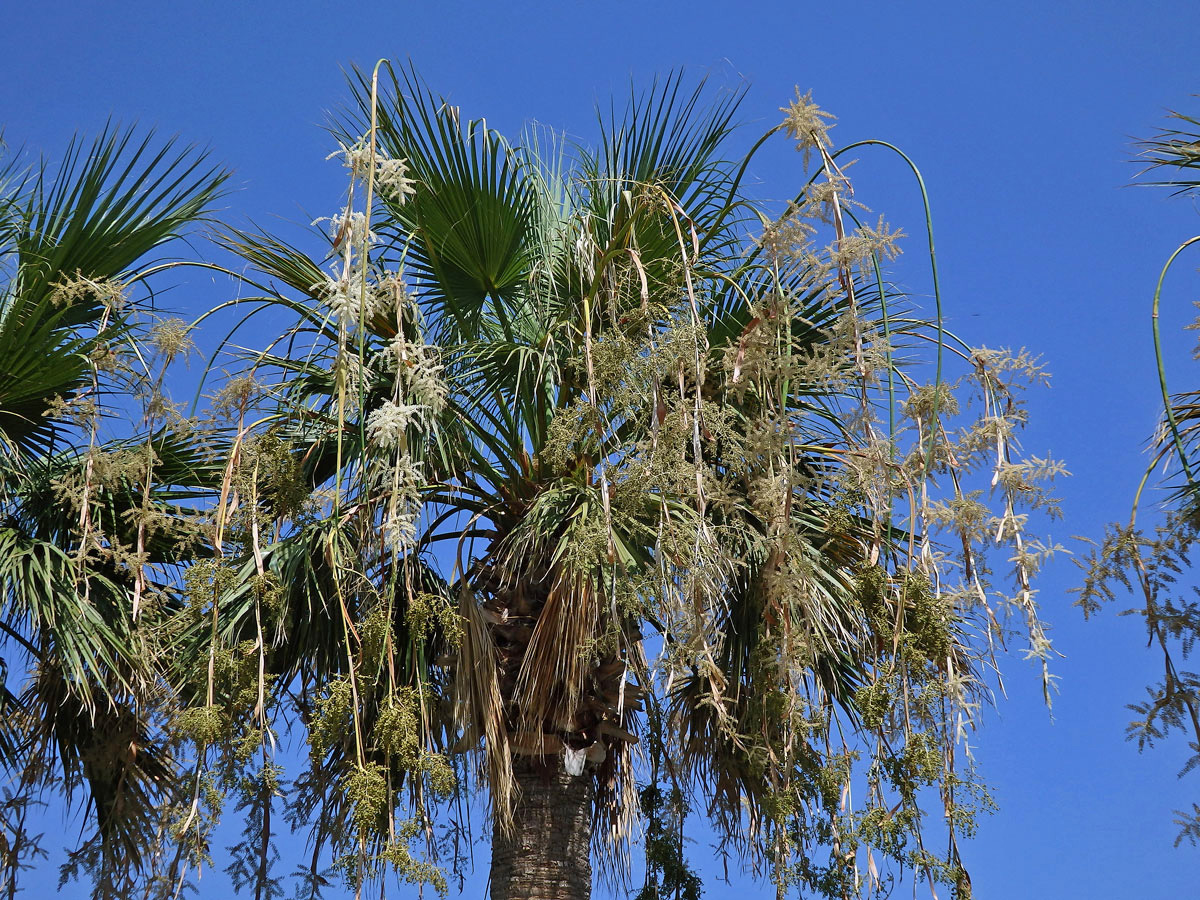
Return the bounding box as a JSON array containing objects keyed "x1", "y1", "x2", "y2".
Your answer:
[{"x1": 490, "y1": 756, "x2": 593, "y2": 900}]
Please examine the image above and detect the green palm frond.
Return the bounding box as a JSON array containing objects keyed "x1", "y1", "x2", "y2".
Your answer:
[
  {"x1": 1139, "y1": 105, "x2": 1200, "y2": 195},
  {"x1": 0, "y1": 126, "x2": 228, "y2": 892},
  {"x1": 0, "y1": 127, "x2": 226, "y2": 460},
  {"x1": 588, "y1": 73, "x2": 744, "y2": 234},
  {"x1": 11, "y1": 127, "x2": 226, "y2": 318},
  {"x1": 341, "y1": 63, "x2": 538, "y2": 338},
  {"x1": 581, "y1": 74, "x2": 747, "y2": 291},
  {"x1": 215, "y1": 225, "x2": 330, "y2": 308}
]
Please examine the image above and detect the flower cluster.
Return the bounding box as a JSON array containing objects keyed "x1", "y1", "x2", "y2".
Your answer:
[
  {"x1": 328, "y1": 139, "x2": 417, "y2": 204},
  {"x1": 315, "y1": 207, "x2": 375, "y2": 250},
  {"x1": 382, "y1": 455, "x2": 424, "y2": 552},
  {"x1": 368, "y1": 335, "x2": 446, "y2": 548},
  {"x1": 312, "y1": 268, "x2": 406, "y2": 326},
  {"x1": 379, "y1": 336, "x2": 446, "y2": 413},
  {"x1": 367, "y1": 400, "x2": 427, "y2": 449},
  {"x1": 375, "y1": 156, "x2": 417, "y2": 202},
  {"x1": 781, "y1": 88, "x2": 836, "y2": 169}
]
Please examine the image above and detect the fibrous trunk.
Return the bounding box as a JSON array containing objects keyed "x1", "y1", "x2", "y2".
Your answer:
[{"x1": 489, "y1": 756, "x2": 593, "y2": 900}]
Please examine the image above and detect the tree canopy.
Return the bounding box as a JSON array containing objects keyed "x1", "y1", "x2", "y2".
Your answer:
[{"x1": 0, "y1": 64, "x2": 1065, "y2": 900}]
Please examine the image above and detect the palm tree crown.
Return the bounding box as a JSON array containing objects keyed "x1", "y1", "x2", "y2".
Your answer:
[
  {"x1": 21, "y1": 65, "x2": 1058, "y2": 900},
  {"x1": 0, "y1": 128, "x2": 226, "y2": 893}
]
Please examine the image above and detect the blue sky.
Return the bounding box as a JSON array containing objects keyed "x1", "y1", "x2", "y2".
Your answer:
[{"x1": 3, "y1": 0, "x2": 1200, "y2": 896}]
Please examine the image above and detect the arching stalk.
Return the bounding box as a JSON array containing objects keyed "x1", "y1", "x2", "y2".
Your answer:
[
  {"x1": 833, "y1": 140, "x2": 943, "y2": 472},
  {"x1": 1150, "y1": 235, "x2": 1200, "y2": 492}
]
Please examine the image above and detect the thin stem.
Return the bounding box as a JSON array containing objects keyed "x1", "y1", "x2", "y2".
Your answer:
[
  {"x1": 833, "y1": 140, "x2": 943, "y2": 472},
  {"x1": 1151, "y1": 235, "x2": 1200, "y2": 492}
]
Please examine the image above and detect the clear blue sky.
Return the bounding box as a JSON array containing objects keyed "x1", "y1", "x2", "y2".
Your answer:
[{"x1": 3, "y1": 0, "x2": 1199, "y2": 896}]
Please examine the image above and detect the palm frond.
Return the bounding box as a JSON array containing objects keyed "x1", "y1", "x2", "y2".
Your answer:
[
  {"x1": 341, "y1": 63, "x2": 538, "y2": 340},
  {"x1": 11, "y1": 126, "x2": 226, "y2": 321},
  {"x1": 1139, "y1": 105, "x2": 1200, "y2": 195}
]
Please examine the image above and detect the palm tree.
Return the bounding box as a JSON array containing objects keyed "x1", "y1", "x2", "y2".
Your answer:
[
  {"x1": 0, "y1": 128, "x2": 226, "y2": 895},
  {"x1": 199, "y1": 64, "x2": 1057, "y2": 900}
]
